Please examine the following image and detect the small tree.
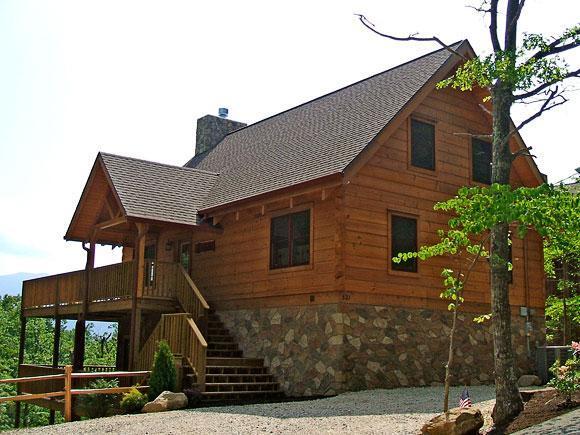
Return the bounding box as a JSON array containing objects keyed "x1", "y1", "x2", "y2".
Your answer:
[
  {"x1": 395, "y1": 234, "x2": 489, "y2": 412},
  {"x1": 148, "y1": 340, "x2": 177, "y2": 401},
  {"x1": 395, "y1": 183, "x2": 580, "y2": 413}
]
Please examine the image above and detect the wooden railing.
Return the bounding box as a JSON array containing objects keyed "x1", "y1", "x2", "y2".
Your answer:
[
  {"x1": 142, "y1": 261, "x2": 209, "y2": 320},
  {"x1": 1, "y1": 365, "x2": 149, "y2": 422},
  {"x1": 88, "y1": 261, "x2": 135, "y2": 302},
  {"x1": 22, "y1": 262, "x2": 136, "y2": 311},
  {"x1": 136, "y1": 313, "x2": 207, "y2": 389},
  {"x1": 22, "y1": 260, "x2": 209, "y2": 317}
]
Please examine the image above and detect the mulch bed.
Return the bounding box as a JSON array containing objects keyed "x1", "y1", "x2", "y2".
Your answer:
[{"x1": 502, "y1": 390, "x2": 580, "y2": 434}]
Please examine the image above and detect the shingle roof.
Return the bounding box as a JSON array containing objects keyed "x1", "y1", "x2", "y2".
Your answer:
[
  {"x1": 186, "y1": 41, "x2": 465, "y2": 210},
  {"x1": 100, "y1": 153, "x2": 218, "y2": 225}
]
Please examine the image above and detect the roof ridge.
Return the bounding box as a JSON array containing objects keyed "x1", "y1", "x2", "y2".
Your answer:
[
  {"x1": 219, "y1": 40, "x2": 465, "y2": 140},
  {"x1": 100, "y1": 152, "x2": 220, "y2": 176}
]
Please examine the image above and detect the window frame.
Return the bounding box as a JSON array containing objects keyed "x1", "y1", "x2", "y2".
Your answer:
[
  {"x1": 268, "y1": 204, "x2": 313, "y2": 272},
  {"x1": 408, "y1": 116, "x2": 438, "y2": 176},
  {"x1": 388, "y1": 210, "x2": 420, "y2": 276},
  {"x1": 471, "y1": 138, "x2": 493, "y2": 185}
]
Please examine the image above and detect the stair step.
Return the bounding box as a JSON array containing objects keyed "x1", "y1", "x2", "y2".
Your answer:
[
  {"x1": 204, "y1": 382, "x2": 279, "y2": 393},
  {"x1": 205, "y1": 373, "x2": 275, "y2": 383},
  {"x1": 201, "y1": 390, "x2": 284, "y2": 398},
  {"x1": 208, "y1": 328, "x2": 230, "y2": 335},
  {"x1": 207, "y1": 350, "x2": 244, "y2": 358},
  {"x1": 208, "y1": 342, "x2": 239, "y2": 350},
  {"x1": 206, "y1": 366, "x2": 269, "y2": 375},
  {"x1": 206, "y1": 357, "x2": 263, "y2": 367},
  {"x1": 207, "y1": 335, "x2": 234, "y2": 343}
]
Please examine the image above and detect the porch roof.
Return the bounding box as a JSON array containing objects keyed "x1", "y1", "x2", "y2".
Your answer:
[{"x1": 64, "y1": 153, "x2": 219, "y2": 244}]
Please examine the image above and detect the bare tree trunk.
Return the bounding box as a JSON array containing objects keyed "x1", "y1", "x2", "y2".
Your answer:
[
  {"x1": 490, "y1": 82, "x2": 524, "y2": 425},
  {"x1": 443, "y1": 307, "x2": 458, "y2": 413}
]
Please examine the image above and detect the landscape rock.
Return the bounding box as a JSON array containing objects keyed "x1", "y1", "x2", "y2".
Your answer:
[
  {"x1": 517, "y1": 374, "x2": 542, "y2": 387},
  {"x1": 142, "y1": 391, "x2": 188, "y2": 413},
  {"x1": 421, "y1": 407, "x2": 484, "y2": 435}
]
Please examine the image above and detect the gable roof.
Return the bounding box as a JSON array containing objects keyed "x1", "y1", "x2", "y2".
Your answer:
[
  {"x1": 100, "y1": 153, "x2": 219, "y2": 226},
  {"x1": 186, "y1": 41, "x2": 468, "y2": 210}
]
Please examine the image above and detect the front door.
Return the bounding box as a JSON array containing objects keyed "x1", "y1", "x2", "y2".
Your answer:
[{"x1": 179, "y1": 241, "x2": 191, "y2": 275}]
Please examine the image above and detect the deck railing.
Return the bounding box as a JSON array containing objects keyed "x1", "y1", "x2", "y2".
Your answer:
[
  {"x1": 22, "y1": 262, "x2": 137, "y2": 311},
  {"x1": 136, "y1": 313, "x2": 207, "y2": 389},
  {"x1": 22, "y1": 260, "x2": 210, "y2": 313}
]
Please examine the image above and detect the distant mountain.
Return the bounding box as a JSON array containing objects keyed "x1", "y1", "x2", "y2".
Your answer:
[{"x1": 0, "y1": 272, "x2": 47, "y2": 296}]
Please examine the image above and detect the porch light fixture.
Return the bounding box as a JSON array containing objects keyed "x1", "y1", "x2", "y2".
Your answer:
[{"x1": 165, "y1": 241, "x2": 174, "y2": 251}]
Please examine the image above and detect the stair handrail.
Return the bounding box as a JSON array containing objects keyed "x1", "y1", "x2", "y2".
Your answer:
[
  {"x1": 177, "y1": 264, "x2": 209, "y2": 310},
  {"x1": 135, "y1": 313, "x2": 207, "y2": 390}
]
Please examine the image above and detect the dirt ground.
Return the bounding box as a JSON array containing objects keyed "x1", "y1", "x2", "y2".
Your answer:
[{"x1": 504, "y1": 390, "x2": 580, "y2": 434}]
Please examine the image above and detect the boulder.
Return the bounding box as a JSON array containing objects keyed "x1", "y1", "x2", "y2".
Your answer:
[
  {"x1": 517, "y1": 374, "x2": 542, "y2": 387},
  {"x1": 421, "y1": 407, "x2": 484, "y2": 435},
  {"x1": 142, "y1": 391, "x2": 188, "y2": 413}
]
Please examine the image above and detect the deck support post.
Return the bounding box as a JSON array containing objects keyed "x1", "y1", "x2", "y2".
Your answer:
[
  {"x1": 73, "y1": 241, "x2": 95, "y2": 371},
  {"x1": 129, "y1": 223, "x2": 148, "y2": 370},
  {"x1": 14, "y1": 315, "x2": 27, "y2": 428},
  {"x1": 49, "y1": 317, "x2": 61, "y2": 424}
]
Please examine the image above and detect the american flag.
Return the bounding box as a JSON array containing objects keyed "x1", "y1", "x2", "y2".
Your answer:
[{"x1": 459, "y1": 388, "x2": 472, "y2": 408}]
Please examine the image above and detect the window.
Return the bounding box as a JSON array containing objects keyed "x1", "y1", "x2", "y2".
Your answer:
[
  {"x1": 472, "y1": 138, "x2": 492, "y2": 184},
  {"x1": 195, "y1": 240, "x2": 215, "y2": 253},
  {"x1": 410, "y1": 119, "x2": 435, "y2": 170},
  {"x1": 270, "y1": 209, "x2": 310, "y2": 269},
  {"x1": 390, "y1": 215, "x2": 418, "y2": 273}
]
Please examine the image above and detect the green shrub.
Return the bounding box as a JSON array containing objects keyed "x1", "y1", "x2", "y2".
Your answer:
[
  {"x1": 76, "y1": 378, "x2": 120, "y2": 418},
  {"x1": 548, "y1": 354, "x2": 580, "y2": 405},
  {"x1": 120, "y1": 387, "x2": 148, "y2": 414},
  {"x1": 148, "y1": 340, "x2": 177, "y2": 401}
]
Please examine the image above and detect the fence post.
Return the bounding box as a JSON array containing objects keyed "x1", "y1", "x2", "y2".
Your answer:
[{"x1": 64, "y1": 365, "x2": 72, "y2": 422}]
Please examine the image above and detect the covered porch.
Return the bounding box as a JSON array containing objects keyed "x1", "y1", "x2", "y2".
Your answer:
[{"x1": 18, "y1": 153, "x2": 220, "y2": 381}]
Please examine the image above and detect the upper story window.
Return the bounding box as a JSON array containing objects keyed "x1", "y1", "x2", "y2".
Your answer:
[
  {"x1": 270, "y1": 209, "x2": 310, "y2": 269},
  {"x1": 390, "y1": 214, "x2": 418, "y2": 273},
  {"x1": 410, "y1": 119, "x2": 435, "y2": 171},
  {"x1": 472, "y1": 138, "x2": 492, "y2": 184}
]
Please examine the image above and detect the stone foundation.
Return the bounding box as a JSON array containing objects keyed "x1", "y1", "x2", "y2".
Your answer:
[{"x1": 219, "y1": 303, "x2": 545, "y2": 396}]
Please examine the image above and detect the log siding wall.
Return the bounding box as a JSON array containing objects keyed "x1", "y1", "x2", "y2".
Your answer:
[{"x1": 342, "y1": 86, "x2": 545, "y2": 312}]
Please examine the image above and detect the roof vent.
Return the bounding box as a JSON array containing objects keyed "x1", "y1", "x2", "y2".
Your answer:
[{"x1": 218, "y1": 107, "x2": 229, "y2": 118}]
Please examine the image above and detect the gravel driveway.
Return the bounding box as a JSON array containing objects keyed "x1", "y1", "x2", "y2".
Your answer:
[{"x1": 10, "y1": 386, "x2": 496, "y2": 434}]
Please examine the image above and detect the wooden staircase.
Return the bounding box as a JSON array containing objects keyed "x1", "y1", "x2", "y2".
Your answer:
[{"x1": 187, "y1": 310, "x2": 284, "y2": 403}]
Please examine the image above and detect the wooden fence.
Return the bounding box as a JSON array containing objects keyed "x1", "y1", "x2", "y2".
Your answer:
[{"x1": 0, "y1": 365, "x2": 149, "y2": 422}]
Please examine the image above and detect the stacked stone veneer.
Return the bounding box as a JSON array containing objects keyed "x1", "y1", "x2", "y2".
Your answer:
[{"x1": 218, "y1": 304, "x2": 545, "y2": 396}]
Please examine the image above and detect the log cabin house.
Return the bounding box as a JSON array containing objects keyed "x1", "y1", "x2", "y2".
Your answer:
[{"x1": 20, "y1": 40, "x2": 547, "y2": 404}]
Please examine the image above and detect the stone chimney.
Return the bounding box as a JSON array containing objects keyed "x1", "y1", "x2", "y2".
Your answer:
[{"x1": 195, "y1": 109, "x2": 247, "y2": 155}]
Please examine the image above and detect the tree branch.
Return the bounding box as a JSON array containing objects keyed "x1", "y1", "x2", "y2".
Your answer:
[
  {"x1": 511, "y1": 146, "x2": 536, "y2": 160},
  {"x1": 355, "y1": 14, "x2": 468, "y2": 61},
  {"x1": 489, "y1": 0, "x2": 502, "y2": 52},
  {"x1": 506, "y1": 0, "x2": 526, "y2": 41},
  {"x1": 513, "y1": 67, "x2": 580, "y2": 100},
  {"x1": 510, "y1": 87, "x2": 568, "y2": 141},
  {"x1": 527, "y1": 37, "x2": 580, "y2": 63}
]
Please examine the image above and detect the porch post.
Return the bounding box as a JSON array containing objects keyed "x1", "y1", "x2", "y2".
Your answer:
[
  {"x1": 49, "y1": 317, "x2": 61, "y2": 424},
  {"x1": 73, "y1": 241, "x2": 95, "y2": 371},
  {"x1": 129, "y1": 223, "x2": 148, "y2": 370},
  {"x1": 14, "y1": 315, "x2": 26, "y2": 428}
]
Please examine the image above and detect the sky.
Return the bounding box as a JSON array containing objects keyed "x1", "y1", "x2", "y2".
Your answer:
[{"x1": 0, "y1": 0, "x2": 579, "y2": 276}]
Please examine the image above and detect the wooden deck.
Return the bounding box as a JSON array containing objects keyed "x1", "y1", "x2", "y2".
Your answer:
[{"x1": 21, "y1": 261, "x2": 197, "y2": 318}]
